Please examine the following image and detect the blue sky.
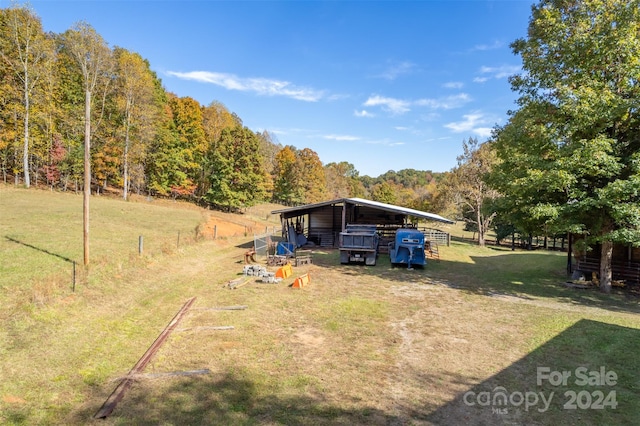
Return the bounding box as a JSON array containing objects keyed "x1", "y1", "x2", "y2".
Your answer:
[{"x1": 20, "y1": 0, "x2": 534, "y2": 177}]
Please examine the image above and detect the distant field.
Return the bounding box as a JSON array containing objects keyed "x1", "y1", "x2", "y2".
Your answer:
[{"x1": 1, "y1": 187, "x2": 638, "y2": 425}]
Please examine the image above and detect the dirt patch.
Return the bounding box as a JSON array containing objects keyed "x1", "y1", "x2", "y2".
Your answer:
[
  {"x1": 198, "y1": 212, "x2": 276, "y2": 240},
  {"x1": 292, "y1": 328, "x2": 326, "y2": 348},
  {"x1": 2, "y1": 394, "x2": 26, "y2": 405},
  {"x1": 200, "y1": 216, "x2": 251, "y2": 239}
]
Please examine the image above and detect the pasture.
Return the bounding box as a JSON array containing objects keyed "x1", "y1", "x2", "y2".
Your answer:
[{"x1": 1, "y1": 187, "x2": 638, "y2": 425}]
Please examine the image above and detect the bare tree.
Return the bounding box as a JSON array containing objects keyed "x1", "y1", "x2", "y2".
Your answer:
[{"x1": 451, "y1": 138, "x2": 499, "y2": 247}]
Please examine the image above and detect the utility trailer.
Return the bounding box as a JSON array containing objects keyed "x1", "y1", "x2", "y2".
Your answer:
[
  {"x1": 389, "y1": 228, "x2": 426, "y2": 269},
  {"x1": 339, "y1": 224, "x2": 379, "y2": 266}
]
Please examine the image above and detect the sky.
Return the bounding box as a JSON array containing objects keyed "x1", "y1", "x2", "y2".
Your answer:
[{"x1": 14, "y1": 0, "x2": 534, "y2": 177}]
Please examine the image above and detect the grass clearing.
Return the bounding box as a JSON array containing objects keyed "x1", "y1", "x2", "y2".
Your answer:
[{"x1": 1, "y1": 187, "x2": 639, "y2": 425}]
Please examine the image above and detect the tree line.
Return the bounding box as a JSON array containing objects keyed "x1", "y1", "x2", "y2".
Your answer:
[{"x1": 0, "y1": 3, "x2": 445, "y2": 213}]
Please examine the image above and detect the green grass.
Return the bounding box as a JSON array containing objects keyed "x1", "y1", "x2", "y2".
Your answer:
[
  {"x1": 0, "y1": 187, "x2": 205, "y2": 307},
  {"x1": 1, "y1": 187, "x2": 639, "y2": 426}
]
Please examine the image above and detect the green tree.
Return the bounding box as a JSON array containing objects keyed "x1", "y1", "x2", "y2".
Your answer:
[
  {"x1": 494, "y1": 0, "x2": 640, "y2": 292},
  {"x1": 371, "y1": 181, "x2": 397, "y2": 204},
  {"x1": 146, "y1": 95, "x2": 194, "y2": 197},
  {"x1": 206, "y1": 126, "x2": 269, "y2": 211}
]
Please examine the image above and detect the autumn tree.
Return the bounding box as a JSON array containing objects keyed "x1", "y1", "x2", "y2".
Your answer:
[
  {"x1": 202, "y1": 101, "x2": 236, "y2": 145},
  {"x1": 0, "y1": 40, "x2": 19, "y2": 183},
  {"x1": 113, "y1": 48, "x2": 157, "y2": 200},
  {"x1": 297, "y1": 147, "x2": 327, "y2": 203},
  {"x1": 272, "y1": 145, "x2": 304, "y2": 205},
  {"x1": 0, "y1": 3, "x2": 52, "y2": 187},
  {"x1": 325, "y1": 161, "x2": 364, "y2": 198},
  {"x1": 272, "y1": 146, "x2": 328, "y2": 204},
  {"x1": 170, "y1": 95, "x2": 207, "y2": 196},
  {"x1": 493, "y1": 0, "x2": 640, "y2": 292}
]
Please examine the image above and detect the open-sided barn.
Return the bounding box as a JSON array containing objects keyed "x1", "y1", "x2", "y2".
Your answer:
[
  {"x1": 571, "y1": 238, "x2": 640, "y2": 287},
  {"x1": 271, "y1": 197, "x2": 454, "y2": 251}
]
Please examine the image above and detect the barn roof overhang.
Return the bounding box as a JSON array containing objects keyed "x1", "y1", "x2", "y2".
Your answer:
[{"x1": 271, "y1": 197, "x2": 455, "y2": 224}]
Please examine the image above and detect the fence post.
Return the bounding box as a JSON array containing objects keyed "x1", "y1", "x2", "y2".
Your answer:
[
  {"x1": 177, "y1": 231, "x2": 180, "y2": 248},
  {"x1": 72, "y1": 261, "x2": 76, "y2": 292},
  {"x1": 214, "y1": 225, "x2": 217, "y2": 240},
  {"x1": 139, "y1": 235, "x2": 144, "y2": 255}
]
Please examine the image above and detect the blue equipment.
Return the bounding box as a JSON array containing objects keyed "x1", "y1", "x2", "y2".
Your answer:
[{"x1": 388, "y1": 228, "x2": 426, "y2": 269}]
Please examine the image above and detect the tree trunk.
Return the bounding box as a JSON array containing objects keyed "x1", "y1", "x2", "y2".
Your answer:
[
  {"x1": 476, "y1": 209, "x2": 485, "y2": 247},
  {"x1": 123, "y1": 110, "x2": 131, "y2": 201},
  {"x1": 599, "y1": 240, "x2": 613, "y2": 293},
  {"x1": 23, "y1": 75, "x2": 30, "y2": 188}
]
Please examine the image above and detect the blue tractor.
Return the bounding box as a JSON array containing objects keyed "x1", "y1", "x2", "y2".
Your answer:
[{"x1": 388, "y1": 228, "x2": 426, "y2": 269}]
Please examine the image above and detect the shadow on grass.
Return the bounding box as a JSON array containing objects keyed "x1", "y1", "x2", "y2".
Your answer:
[
  {"x1": 57, "y1": 320, "x2": 639, "y2": 425},
  {"x1": 72, "y1": 372, "x2": 402, "y2": 425},
  {"x1": 312, "y1": 248, "x2": 640, "y2": 315},
  {"x1": 426, "y1": 319, "x2": 640, "y2": 425},
  {"x1": 4, "y1": 235, "x2": 75, "y2": 264}
]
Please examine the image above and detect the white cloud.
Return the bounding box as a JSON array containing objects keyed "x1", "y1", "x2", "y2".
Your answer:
[
  {"x1": 474, "y1": 127, "x2": 493, "y2": 138},
  {"x1": 415, "y1": 93, "x2": 471, "y2": 110},
  {"x1": 354, "y1": 109, "x2": 375, "y2": 118},
  {"x1": 377, "y1": 61, "x2": 416, "y2": 80},
  {"x1": 323, "y1": 134, "x2": 361, "y2": 141},
  {"x1": 420, "y1": 112, "x2": 441, "y2": 122},
  {"x1": 478, "y1": 65, "x2": 521, "y2": 80},
  {"x1": 443, "y1": 81, "x2": 464, "y2": 89},
  {"x1": 445, "y1": 112, "x2": 494, "y2": 138},
  {"x1": 166, "y1": 70, "x2": 324, "y2": 102},
  {"x1": 471, "y1": 40, "x2": 504, "y2": 51},
  {"x1": 362, "y1": 138, "x2": 406, "y2": 147},
  {"x1": 473, "y1": 77, "x2": 489, "y2": 83},
  {"x1": 364, "y1": 95, "x2": 411, "y2": 115},
  {"x1": 363, "y1": 93, "x2": 471, "y2": 115}
]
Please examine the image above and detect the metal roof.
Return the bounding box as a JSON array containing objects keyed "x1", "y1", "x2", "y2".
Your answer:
[{"x1": 271, "y1": 197, "x2": 455, "y2": 224}]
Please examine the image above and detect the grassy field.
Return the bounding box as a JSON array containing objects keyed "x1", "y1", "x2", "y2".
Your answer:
[{"x1": 1, "y1": 187, "x2": 639, "y2": 425}]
